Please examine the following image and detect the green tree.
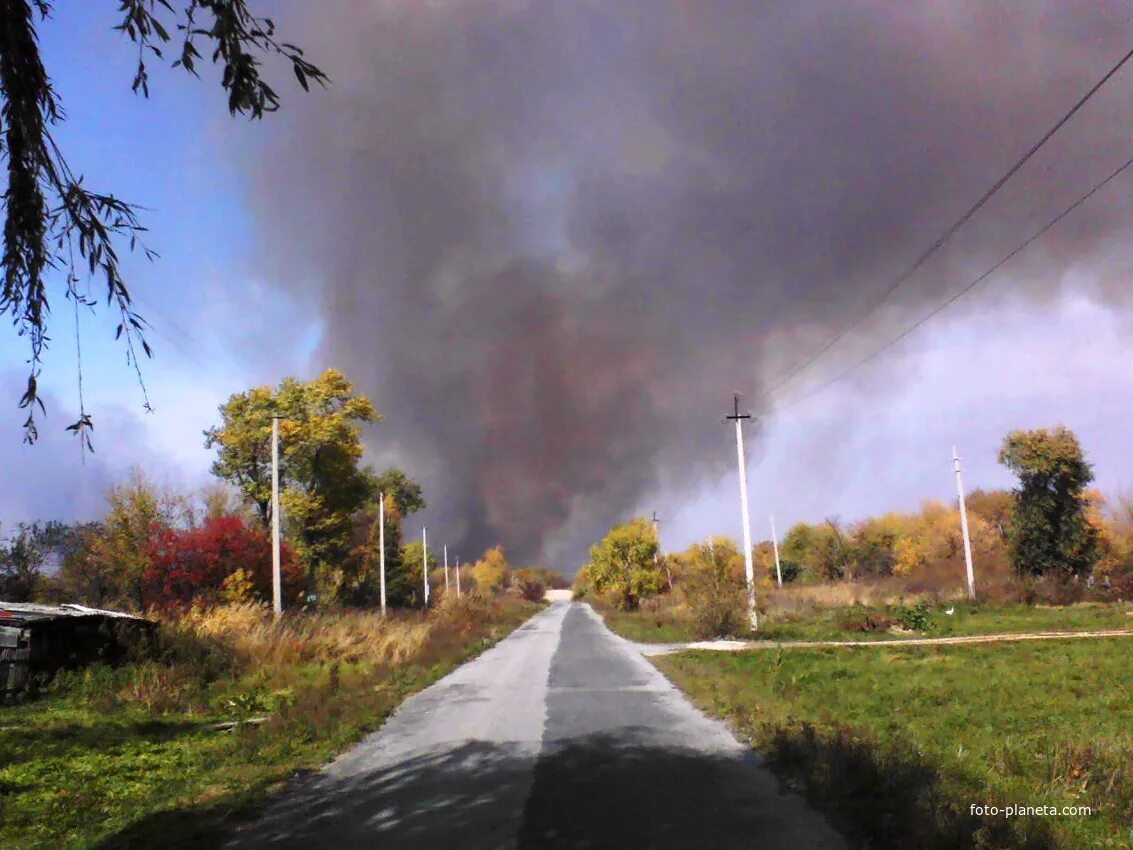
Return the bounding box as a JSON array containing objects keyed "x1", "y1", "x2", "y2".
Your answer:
[
  {"x1": 1, "y1": 2, "x2": 324, "y2": 442},
  {"x1": 346, "y1": 472, "x2": 425, "y2": 607},
  {"x1": 400, "y1": 540, "x2": 438, "y2": 607},
  {"x1": 780, "y1": 520, "x2": 849, "y2": 581},
  {"x1": 0, "y1": 523, "x2": 47, "y2": 602},
  {"x1": 999, "y1": 426, "x2": 1099, "y2": 578},
  {"x1": 586, "y1": 518, "x2": 663, "y2": 610},
  {"x1": 204, "y1": 369, "x2": 379, "y2": 600},
  {"x1": 372, "y1": 468, "x2": 426, "y2": 516}
]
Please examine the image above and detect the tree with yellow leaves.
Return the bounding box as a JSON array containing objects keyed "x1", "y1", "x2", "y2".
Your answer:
[
  {"x1": 204, "y1": 369, "x2": 379, "y2": 601},
  {"x1": 471, "y1": 545, "x2": 510, "y2": 594}
]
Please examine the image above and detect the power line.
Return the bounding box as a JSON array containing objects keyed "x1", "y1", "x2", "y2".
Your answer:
[
  {"x1": 769, "y1": 152, "x2": 1133, "y2": 415},
  {"x1": 765, "y1": 45, "x2": 1133, "y2": 398}
]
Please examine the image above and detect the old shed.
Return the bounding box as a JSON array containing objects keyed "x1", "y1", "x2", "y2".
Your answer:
[{"x1": 0, "y1": 603, "x2": 154, "y2": 701}]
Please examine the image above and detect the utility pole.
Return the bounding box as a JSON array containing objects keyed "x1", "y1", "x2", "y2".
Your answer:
[
  {"x1": 953, "y1": 446, "x2": 976, "y2": 600},
  {"x1": 444, "y1": 544, "x2": 450, "y2": 595},
  {"x1": 378, "y1": 492, "x2": 387, "y2": 616},
  {"x1": 652, "y1": 511, "x2": 672, "y2": 591},
  {"x1": 271, "y1": 416, "x2": 282, "y2": 617},
  {"x1": 725, "y1": 394, "x2": 757, "y2": 630},
  {"x1": 455, "y1": 556, "x2": 462, "y2": 599},
  {"x1": 422, "y1": 526, "x2": 430, "y2": 607},
  {"x1": 770, "y1": 514, "x2": 783, "y2": 588}
]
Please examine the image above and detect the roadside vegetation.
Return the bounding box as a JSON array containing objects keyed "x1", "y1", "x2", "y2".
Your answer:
[
  {"x1": 656, "y1": 640, "x2": 1133, "y2": 850},
  {"x1": 0, "y1": 370, "x2": 563, "y2": 849},
  {"x1": 577, "y1": 426, "x2": 1133, "y2": 645},
  {"x1": 579, "y1": 424, "x2": 1133, "y2": 848},
  {"x1": 0, "y1": 596, "x2": 540, "y2": 850}
]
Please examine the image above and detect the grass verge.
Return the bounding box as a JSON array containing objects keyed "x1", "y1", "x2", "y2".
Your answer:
[
  {"x1": 594, "y1": 596, "x2": 1133, "y2": 644},
  {"x1": 0, "y1": 596, "x2": 540, "y2": 850},
  {"x1": 655, "y1": 639, "x2": 1133, "y2": 849}
]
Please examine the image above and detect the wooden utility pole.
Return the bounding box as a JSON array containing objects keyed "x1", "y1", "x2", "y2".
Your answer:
[{"x1": 725, "y1": 394, "x2": 757, "y2": 629}]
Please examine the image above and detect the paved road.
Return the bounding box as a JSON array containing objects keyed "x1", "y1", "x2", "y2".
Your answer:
[{"x1": 230, "y1": 602, "x2": 845, "y2": 849}]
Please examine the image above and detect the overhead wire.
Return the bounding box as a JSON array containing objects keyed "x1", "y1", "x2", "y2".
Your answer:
[
  {"x1": 768, "y1": 152, "x2": 1133, "y2": 415},
  {"x1": 764, "y1": 45, "x2": 1133, "y2": 398}
]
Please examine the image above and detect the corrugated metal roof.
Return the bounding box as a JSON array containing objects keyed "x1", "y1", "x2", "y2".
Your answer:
[{"x1": 0, "y1": 602, "x2": 147, "y2": 625}]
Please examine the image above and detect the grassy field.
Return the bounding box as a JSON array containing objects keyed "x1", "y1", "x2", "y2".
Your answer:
[
  {"x1": 596, "y1": 596, "x2": 1133, "y2": 644},
  {"x1": 656, "y1": 639, "x2": 1133, "y2": 849},
  {"x1": 0, "y1": 596, "x2": 539, "y2": 850}
]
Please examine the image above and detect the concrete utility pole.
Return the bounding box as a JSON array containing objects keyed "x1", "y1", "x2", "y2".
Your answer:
[
  {"x1": 455, "y1": 556, "x2": 462, "y2": 599},
  {"x1": 271, "y1": 416, "x2": 282, "y2": 617},
  {"x1": 444, "y1": 545, "x2": 450, "y2": 595},
  {"x1": 770, "y1": 514, "x2": 783, "y2": 588},
  {"x1": 379, "y1": 492, "x2": 387, "y2": 616},
  {"x1": 953, "y1": 446, "x2": 976, "y2": 599},
  {"x1": 652, "y1": 511, "x2": 672, "y2": 591},
  {"x1": 725, "y1": 394, "x2": 757, "y2": 630},
  {"x1": 422, "y1": 526, "x2": 430, "y2": 607}
]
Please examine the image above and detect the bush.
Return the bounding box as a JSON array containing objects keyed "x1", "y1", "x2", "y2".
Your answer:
[
  {"x1": 893, "y1": 601, "x2": 935, "y2": 632},
  {"x1": 839, "y1": 609, "x2": 896, "y2": 633},
  {"x1": 679, "y1": 543, "x2": 748, "y2": 639},
  {"x1": 144, "y1": 516, "x2": 303, "y2": 608},
  {"x1": 513, "y1": 576, "x2": 545, "y2": 602},
  {"x1": 1016, "y1": 573, "x2": 1087, "y2": 606}
]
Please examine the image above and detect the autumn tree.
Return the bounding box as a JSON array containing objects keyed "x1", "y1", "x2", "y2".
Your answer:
[
  {"x1": 999, "y1": 426, "x2": 1099, "y2": 578},
  {"x1": 84, "y1": 471, "x2": 175, "y2": 610},
  {"x1": 965, "y1": 488, "x2": 1014, "y2": 543},
  {"x1": 1, "y1": 2, "x2": 324, "y2": 443},
  {"x1": 205, "y1": 369, "x2": 379, "y2": 600},
  {"x1": 57, "y1": 522, "x2": 113, "y2": 606},
  {"x1": 586, "y1": 519, "x2": 663, "y2": 610},
  {"x1": 471, "y1": 545, "x2": 509, "y2": 595},
  {"x1": 677, "y1": 539, "x2": 747, "y2": 638},
  {"x1": 144, "y1": 515, "x2": 301, "y2": 607}
]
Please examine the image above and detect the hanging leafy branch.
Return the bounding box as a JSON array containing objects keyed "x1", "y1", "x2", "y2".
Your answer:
[{"x1": 0, "y1": 0, "x2": 326, "y2": 445}]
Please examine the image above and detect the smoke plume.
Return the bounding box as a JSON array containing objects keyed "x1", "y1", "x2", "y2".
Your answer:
[{"x1": 244, "y1": 1, "x2": 1133, "y2": 565}]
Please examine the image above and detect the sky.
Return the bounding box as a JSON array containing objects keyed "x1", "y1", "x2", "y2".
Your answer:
[{"x1": 2, "y1": 2, "x2": 1132, "y2": 572}]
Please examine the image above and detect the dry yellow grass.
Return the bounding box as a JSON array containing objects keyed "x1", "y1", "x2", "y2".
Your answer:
[
  {"x1": 763, "y1": 579, "x2": 965, "y2": 620},
  {"x1": 171, "y1": 595, "x2": 492, "y2": 670}
]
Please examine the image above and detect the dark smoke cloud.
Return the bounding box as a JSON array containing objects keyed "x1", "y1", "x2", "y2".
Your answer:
[{"x1": 244, "y1": 0, "x2": 1133, "y2": 565}]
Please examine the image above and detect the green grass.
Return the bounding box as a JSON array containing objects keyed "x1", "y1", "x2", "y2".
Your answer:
[
  {"x1": 596, "y1": 598, "x2": 1133, "y2": 644},
  {"x1": 655, "y1": 639, "x2": 1133, "y2": 849},
  {"x1": 592, "y1": 601, "x2": 701, "y2": 643},
  {"x1": 756, "y1": 600, "x2": 1133, "y2": 642},
  {"x1": 0, "y1": 600, "x2": 539, "y2": 850}
]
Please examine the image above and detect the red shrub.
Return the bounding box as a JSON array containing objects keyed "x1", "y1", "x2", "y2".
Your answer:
[{"x1": 144, "y1": 516, "x2": 302, "y2": 607}]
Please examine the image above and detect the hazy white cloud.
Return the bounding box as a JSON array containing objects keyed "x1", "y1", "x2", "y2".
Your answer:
[{"x1": 663, "y1": 292, "x2": 1133, "y2": 550}]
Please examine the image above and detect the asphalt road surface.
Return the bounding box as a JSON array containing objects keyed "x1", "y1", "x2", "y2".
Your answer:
[{"x1": 230, "y1": 601, "x2": 846, "y2": 849}]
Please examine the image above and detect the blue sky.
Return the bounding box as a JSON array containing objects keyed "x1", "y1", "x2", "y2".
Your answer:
[
  {"x1": 0, "y1": 4, "x2": 322, "y2": 516},
  {"x1": 2, "y1": 4, "x2": 1131, "y2": 567}
]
